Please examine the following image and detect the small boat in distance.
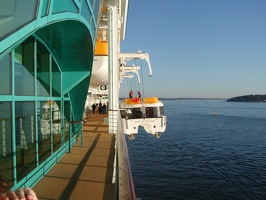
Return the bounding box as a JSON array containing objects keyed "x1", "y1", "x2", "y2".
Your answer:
[{"x1": 120, "y1": 97, "x2": 167, "y2": 139}]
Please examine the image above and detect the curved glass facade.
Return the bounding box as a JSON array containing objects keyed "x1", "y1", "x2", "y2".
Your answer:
[
  {"x1": 0, "y1": 0, "x2": 38, "y2": 40},
  {"x1": 52, "y1": 0, "x2": 79, "y2": 14},
  {"x1": 0, "y1": 0, "x2": 102, "y2": 192},
  {"x1": 0, "y1": 0, "x2": 102, "y2": 42},
  {"x1": 0, "y1": 54, "x2": 11, "y2": 94},
  {"x1": 0, "y1": 36, "x2": 81, "y2": 191}
]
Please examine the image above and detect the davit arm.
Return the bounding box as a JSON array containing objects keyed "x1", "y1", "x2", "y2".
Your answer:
[{"x1": 119, "y1": 51, "x2": 152, "y2": 83}]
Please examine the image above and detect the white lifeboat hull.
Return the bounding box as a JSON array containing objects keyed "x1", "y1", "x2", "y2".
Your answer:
[
  {"x1": 122, "y1": 116, "x2": 167, "y2": 135},
  {"x1": 120, "y1": 97, "x2": 167, "y2": 138}
]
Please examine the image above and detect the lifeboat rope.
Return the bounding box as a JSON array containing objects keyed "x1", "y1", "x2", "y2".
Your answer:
[
  {"x1": 126, "y1": 59, "x2": 146, "y2": 103},
  {"x1": 139, "y1": 59, "x2": 146, "y2": 101}
]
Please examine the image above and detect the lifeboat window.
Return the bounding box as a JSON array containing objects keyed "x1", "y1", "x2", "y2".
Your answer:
[
  {"x1": 120, "y1": 110, "x2": 127, "y2": 118},
  {"x1": 160, "y1": 106, "x2": 164, "y2": 115},
  {"x1": 146, "y1": 107, "x2": 154, "y2": 117},
  {"x1": 132, "y1": 108, "x2": 142, "y2": 118}
]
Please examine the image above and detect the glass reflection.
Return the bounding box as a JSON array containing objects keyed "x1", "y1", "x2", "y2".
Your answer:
[
  {"x1": 0, "y1": 102, "x2": 13, "y2": 191},
  {"x1": 15, "y1": 101, "x2": 36, "y2": 181},
  {"x1": 0, "y1": 54, "x2": 11, "y2": 95},
  {"x1": 37, "y1": 41, "x2": 50, "y2": 97},
  {"x1": 15, "y1": 37, "x2": 35, "y2": 96},
  {"x1": 37, "y1": 101, "x2": 51, "y2": 163}
]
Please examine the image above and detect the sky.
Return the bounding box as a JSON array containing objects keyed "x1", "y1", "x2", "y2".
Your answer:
[{"x1": 119, "y1": 0, "x2": 266, "y2": 98}]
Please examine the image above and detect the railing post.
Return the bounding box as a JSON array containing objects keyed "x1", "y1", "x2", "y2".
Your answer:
[
  {"x1": 20, "y1": 118, "x2": 27, "y2": 150},
  {"x1": 2, "y1": 121, "x2": 6, "y2": 157},
  {"x1": 109, "y1": 110, "x2": 118, "y2": 134},
  {"x1": 31, "y1": 116, "x2": 34, "y2": 143},
  {"x1": 80, "y1": 124, "x2": 83, "y2": 146}
]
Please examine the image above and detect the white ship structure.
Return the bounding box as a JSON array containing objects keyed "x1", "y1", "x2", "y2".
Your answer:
[
  {"x1": 86, "y1": 38, "x2": 167, "y2": 138},
  {"x1": 0, "y1": 0, "x2": 167, "y2": 197},
  {"x1": 85, "y1": 39, "x2": 109, "y2": 110}
]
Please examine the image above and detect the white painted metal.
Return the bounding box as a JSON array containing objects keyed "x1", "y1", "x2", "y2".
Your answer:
[
  {"x1": 108, "y1": 1, "x2": 119, "y2": 134},
  {"x1": 90, "y1": 56, "x2": 109, "y2": 89},
  {"x1": 120, "y1": 99, "x2": 167, "y2": 138},
  {"x1": 119, "y1": 51, "x2": 152, "y2": 83}
]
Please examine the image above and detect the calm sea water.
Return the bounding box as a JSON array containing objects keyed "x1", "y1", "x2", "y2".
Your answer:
[{"x1": 126, "y1": 100, "x2": 266, "y2": 200}]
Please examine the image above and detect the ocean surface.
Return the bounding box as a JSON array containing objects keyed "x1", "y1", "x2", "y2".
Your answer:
[{"x1": 126, "y1": 100, "x2": 266, "y2": 200}]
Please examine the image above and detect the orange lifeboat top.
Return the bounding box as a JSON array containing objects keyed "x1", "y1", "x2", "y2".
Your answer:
[
  {"x1": 124, "y1": 97, "x2": 159, "y2": 104},
  {"x1": 94, "y1": 39, "x2": 108, "y2": 56}
]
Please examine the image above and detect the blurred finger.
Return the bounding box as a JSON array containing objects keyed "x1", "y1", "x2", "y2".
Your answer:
[
  {"x1": 6, "y1": 190, "x2": 19, "y2": 200},
  {"x1": 0, "y1": 193, "x2": 9, "y2": 200},
  {"x1": 24, "y1": 188, "x2": 37, "y2": 200},
  {"x1": 14, "y1": 188, "x2": 26, "y2": 200}
]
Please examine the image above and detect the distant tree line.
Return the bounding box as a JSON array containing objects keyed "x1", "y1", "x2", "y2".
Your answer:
[{"x1": 227, "y1": 94, "x2": 266, "y2": 102}]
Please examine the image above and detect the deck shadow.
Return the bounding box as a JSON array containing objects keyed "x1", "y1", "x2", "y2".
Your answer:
[{"x1": 59, "y1": 134, "x2": 101, "y2": 199}]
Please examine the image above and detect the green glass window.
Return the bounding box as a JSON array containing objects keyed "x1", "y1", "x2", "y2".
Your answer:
[
  {"x1": 52, "y1": 0, "x2": 78, "y2": 14},
  {"x1": 15, "y1": 101, "x2": 36, "y2": 181},
  {"x1": 0, "y1": 54, "x2": 11, "y2": 95},
  {"x1": 52, "y1": 60, "x2": 61, "y2": 97},
  {"x1": 0, "y1": 0, "x2": 38, "y2": 41},
  {"x1": 37, "y1": 41, "x2": 50, "y2": 97},
  {"x1": 15, "y1": 37, "x2": 35, "y2": 96},
  {"x1": 53, "y1": 101, "x2": 62, "y2": 152},
  {"x1": 81, "y1": 1, "x2": 92, "y2": 24},
  {"x1": 0, "y1": 102, "x2": 13, "y2": 191},
  {"x1": 41, "y1": 0, "x2": 49, "y2": 17},
  {"x1": 63, "y1": 100, "x2": 71, "y2": 143},
  {"x1": 37, "y1": 101, "x2": 51, "y2": 163}
]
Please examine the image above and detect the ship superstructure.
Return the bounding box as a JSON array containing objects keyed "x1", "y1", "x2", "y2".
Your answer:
[
  {"x1": 86, "y1": 1, "x2": 167, "y2": 139},
  {"x1": 0, "y1": 0, "x2": 103, "y2": 191},
  {"x1": 0, "y1": 0, "x2": 132, "y2": 197},
  {"x1": 118, "y1": 52, "x2": 167, "y2": 139},
  {"x1": 0, "y1": 0, "x2": 162, "y2": 198}
]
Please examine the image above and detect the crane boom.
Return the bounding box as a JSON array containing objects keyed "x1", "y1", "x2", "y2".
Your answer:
[{"x1": 119, "y1": 51, "x2": 152, "y2": 80}]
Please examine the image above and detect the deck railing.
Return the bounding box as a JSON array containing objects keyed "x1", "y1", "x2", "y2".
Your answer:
[
  {"x1": 0, "y1": 113, "x2": 83, "y2": 188},
  {"x1": 115, "y1": 113, "x2": 136, "y2": 199}
]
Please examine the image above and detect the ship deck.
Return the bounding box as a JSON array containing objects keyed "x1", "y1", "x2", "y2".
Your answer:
[{"x1": 33, "y1": 113, "x2": 115, "y2": 200}]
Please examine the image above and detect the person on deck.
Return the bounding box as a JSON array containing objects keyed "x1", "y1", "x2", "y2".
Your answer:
[
  {"x1": 99, "y1": 101, "x2": 102, "y2": 113},
  {"x1": 137, "y1": 91, "x2": 141, "y2": 98},
  {"x1": 92, "y1": 103, "x2": 96, "y2": 114},
  {"x1": 129, "y1": 90, "x2": 133, "y2": 98},
  {"x1": 102, "y1": 103, "x2": 107, "y2": 114},
  {"x1": 95, "y1": 103, "x2": 99, "y2": 114}
]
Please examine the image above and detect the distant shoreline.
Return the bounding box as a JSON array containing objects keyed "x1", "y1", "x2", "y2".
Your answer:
[
  {"x1": 119, "y1": 96, "x2": 266, "y2": 102},
  {"x1": 119, "y1": 97, "x2": 227, "y2": 101},
  {"x1": 227, "y1": 95, "x2": 266, "y2": 102},
  {"x1": 158, "y1": 98, "x2": 226, "y2": 101}
]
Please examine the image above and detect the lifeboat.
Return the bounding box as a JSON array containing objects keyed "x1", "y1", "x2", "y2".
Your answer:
[
  {"x1": 85, "y1": 39, "x2": 108, "y2": 110},
  {"x1": 120, "y1": 97, "x2": 167, "y2": 138}
]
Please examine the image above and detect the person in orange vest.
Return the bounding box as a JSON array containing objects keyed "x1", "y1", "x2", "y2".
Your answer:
[{"x1": 129, "y1": 90, "x2": 133, "y2": 98}]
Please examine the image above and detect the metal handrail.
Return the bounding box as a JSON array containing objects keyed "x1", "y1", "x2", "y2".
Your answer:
[{"x1": 115, "y1": 113, "x2": 136, "y2": 199}]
